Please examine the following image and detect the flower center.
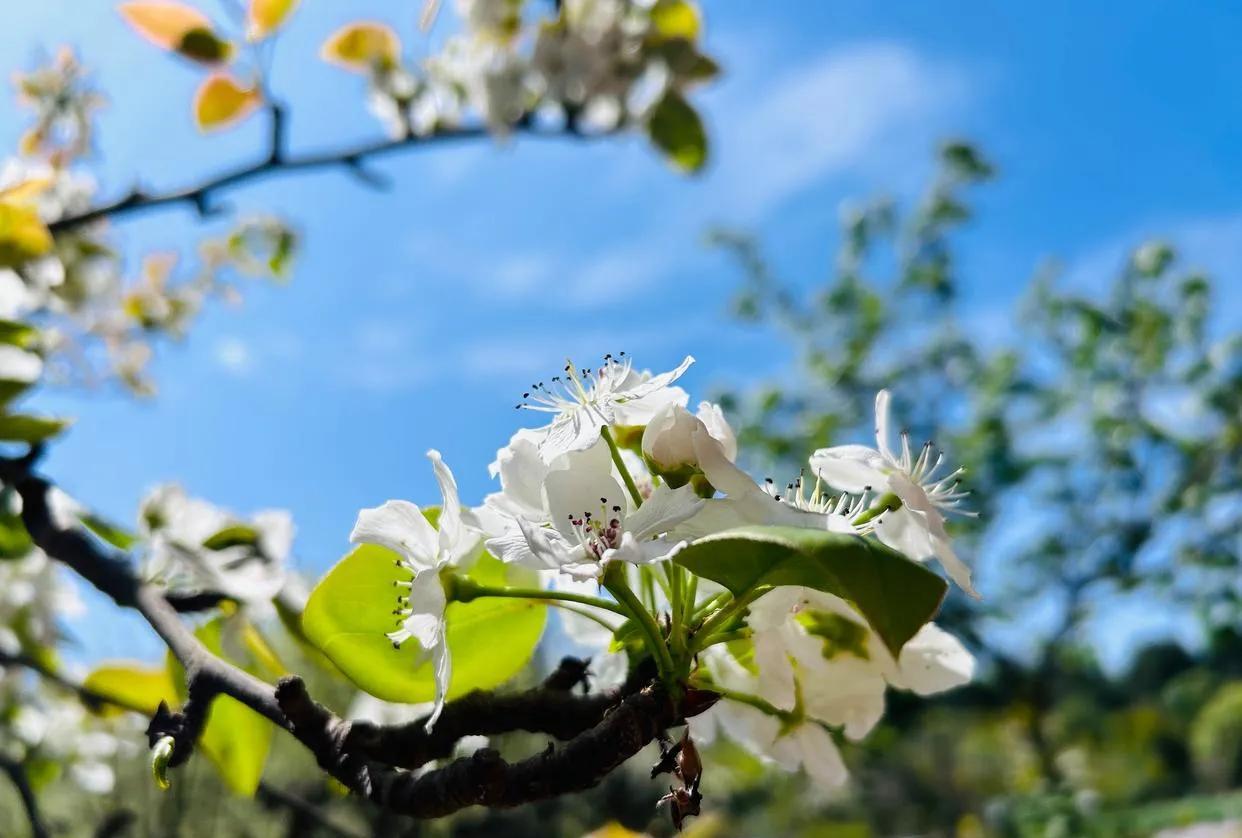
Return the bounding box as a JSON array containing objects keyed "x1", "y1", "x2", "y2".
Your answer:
[
  {"x1": 513, "y1": 352, "x2": 630, "y2": 414},
  {"x1": 566, "y1": 496, "x2": 624, "y2": 558}
]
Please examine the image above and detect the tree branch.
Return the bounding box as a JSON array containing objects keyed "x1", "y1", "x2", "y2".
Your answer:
[
  {"x1": 2, "y1": 456, "x2": 686, "y2": 819},
  {"x1": 47, "y1": 123, "x2": 593, "y2": 234},
  {"x1": 0, "y1": 756, "x2": 50, "y2": 838}
]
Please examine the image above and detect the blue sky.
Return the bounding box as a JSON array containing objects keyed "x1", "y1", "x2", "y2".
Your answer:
[{"x1": 3, "y1": 1, "x2": 1239, "y2": 664}]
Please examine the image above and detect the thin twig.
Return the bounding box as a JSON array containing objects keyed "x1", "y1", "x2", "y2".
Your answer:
[
  {"x1": 0, "y1": 756, "x2": 50, "y2": 838},
  {"x1": 48, "y1": 123, "x2": 595, "y2": 233}
]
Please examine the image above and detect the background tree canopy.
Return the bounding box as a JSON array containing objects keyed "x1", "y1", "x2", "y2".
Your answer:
[{"x1": 0, "y1": 1, "x2": 1240, "y2": 836}]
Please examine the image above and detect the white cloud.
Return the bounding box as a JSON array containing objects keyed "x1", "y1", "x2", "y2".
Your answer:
[
  {"x1": 212, "y1": 336, "x2": 253, "y2": 376},
  {"x1": 716, "y1": 42, "x2": 970, "y2": 218}
]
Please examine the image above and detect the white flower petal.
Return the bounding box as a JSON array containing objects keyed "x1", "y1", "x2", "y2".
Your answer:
[
  {"x1": 808, "y1": 445, "x2": 889, "y2": 494},
  {"x1": 793, "y1": 723, "x2": 849, "y2": 791},
  {"x1": 889, "y1": 623, "x2": 975, "y2": 696},
  {"x1": 624, "y1": 483, "x2": 703, "y2": 541},
  {"x1": 543, "y1": 462, "x2": 626, "y2": 542},
  {"x1": 351, "y1": 500, "x2": 439, "y2": 567}
]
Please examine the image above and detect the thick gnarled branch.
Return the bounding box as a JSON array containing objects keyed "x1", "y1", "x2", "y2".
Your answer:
[{"x1": 2, "y1": 457, "x2": 682, "y2": 820}]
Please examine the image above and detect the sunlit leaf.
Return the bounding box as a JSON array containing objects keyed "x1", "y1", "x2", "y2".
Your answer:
[
  {"x1": 168, "y1": 617, "x2": 274, "y2": 797},
  {"x1": 247, "y1": 0, "x2": 299, "y2": 40},
  {"x1": 650, "y1": 0, "x2": 700, "y2": 41},
  {"x1": 0, "y1": 204, "x2": 53, "y2": 269},
  {"x1": 303, "y1": 545, "x2": 546, "y2": 703},
  {"x1": 193, "y1": 74, "x2": 261, "y2": 131},
  {"x1": 83, "y1": 662, "x2": 177, "y2": 717},
  {"x1": 201, "y1": 523, "x2": 260, "y2": 550},
  {"x1": 80, "y1": 513, "x2": 140, "y2": 551},
  {"x1": 320, "y1": 21, "x2": 400, "y2": 72},
  {"x1": 118, "y1": 2, "x2": 206, "y2": 49},
  {"x1": 647, "y1": 90, "x2": 707, "y2": 173},
  {"x1": 674, "y1": 525, "x2": 948, "y2": 657},
  {"x1": 0, "y1": 413, "x2": 69, "y2": 443}
]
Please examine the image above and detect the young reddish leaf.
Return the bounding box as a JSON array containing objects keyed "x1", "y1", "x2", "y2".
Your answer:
[
  {"x1": 118, "y1": 1, "x2": 211, "y2": 49},
  {"x1": 247, "y1": 0, "x2": 299, "y2": 40},
  {"x1": 320, "y1": 21, "x2": 400, "y2": 72},
  {"x1": 193, "y1": 73, "x2": 262, "y2": 132}
]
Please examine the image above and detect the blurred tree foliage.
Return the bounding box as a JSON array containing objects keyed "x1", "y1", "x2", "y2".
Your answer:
[{"x1": 695, "y1": 142, "x2": 1242, "y2": 836}]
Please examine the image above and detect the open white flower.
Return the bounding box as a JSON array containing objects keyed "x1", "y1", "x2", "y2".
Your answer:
[
  {"x1": 350, "y1": 450, "x2": 478, "y2": 730},
  {"x1": 809, "y1": 390, "x2": 978, "y2": 597},
  {"x1": 670, "y1": 424, "x2": 865, "y2": 540},
  {"x1": 485, "y1": 442, "x2": 702, "y2": 580},
  {"x1": 689, "y1": 647, "x2": 849, "y2": 791},
  {"x1": 748, "y1": 588, "x2": 974, "y2": 733},
  {"x1": 515, "y1": 353, "x2": 694, "y2": 461}
]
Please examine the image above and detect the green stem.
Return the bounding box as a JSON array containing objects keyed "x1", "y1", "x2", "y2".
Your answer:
[
  {"x1": 690, "y1": 591, "x2": 729, "y2": 624},
  {"x1": 603, "y1": 564, "x2": 676, "y2": 688},
  {"x1": 601, "y1": 426, "x2": 644, "y2": 508},
  {"x1": 692, "y1": 681, "x2": 789, "y2": 721},
  {"x1": 682, "y1": 573, "x2": 699, "y2": 627},
  {"x1": 695, "y1": 627, "x2": 752, "y2": 649},
  {"x1": 454, "y1": 580, "x2": 629, "y2": 618},
  {"x1": 667, "y1": 565, "x2": 687, "y2": 661},
  {"x1": 691, "y1": 588, "x2": 765, "y2": 653},
  {"x1": 547, "y1": 601, "x2": 620, "y2": 633}
]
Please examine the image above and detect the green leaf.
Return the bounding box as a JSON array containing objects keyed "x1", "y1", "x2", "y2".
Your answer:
[
  {"x1": 674, "y1": 525, "x2": 947, "y2": 657},
  {"x1": 168, "y1": 617, "x2": 274, "y2": 797},
  {"x1": 176, "y1": 27, "x2": 234, "y2": 64},
  {"x1": 303, "y1": 545, "x2": 547, "y2": 704},
  {"x1": 650, "y1": 0, "x2": 700, "y2": 41},
  {"x1": 0, "y1": 320, "x2": 37, "y2": 347},
  {"x1": 202, "y1": 524, "x2": 259, "y2": 551},
  {"x1": 0, "y1": 413, "x2": 69, "y2": 442},
  {"x1": 0, "y1": 506, "x2": 32, "y2": 560},
  {"x1": 81, "y1": 513, "x2": 140, "y2": 551},
  {"x1": 647, "y1": 90, "x2": 707, "y2": 173},
  {"x1": 82, "y1": 662, "x2": 177, "y2": 716}
]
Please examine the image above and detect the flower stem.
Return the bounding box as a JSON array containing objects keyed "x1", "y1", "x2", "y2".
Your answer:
[
  {"x1": 603, "y1": 563, "x2": 677, "y2": 689},
  {"x1": 601, "y1": 426, "x2": 644, "y2": 508},
  {"x1": 454, "y1": 580, "x2": 630, "y2": 618},
  {"x1": 690, "y1": 588, "x2": 765, "y2": 653},
  {"x1": 689, "y1": 680, "x2": 789, "y2": 721}
]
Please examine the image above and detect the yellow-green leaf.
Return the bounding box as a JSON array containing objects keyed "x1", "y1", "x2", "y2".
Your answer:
[
  {"x1": 320, "y1": 21, "x2": 400, "y2": 72},
  {"x1": 303, "y1": 545, "x2": 547, "y2": 703},
  {"x1": 193, "y1": 74, "x2": 261, "y2": 131},
  {"x1": 83, "y1": 662, "x2": 178, "y2": 717},
  {"x1": 650, "y1": 0, "x2": 700, "y2": 41},
  {"x1": 0, "y1": 414, "x2": 69, "y2": 443},
  {"x1": 0, "y1": 204, "x2": 53, "y2": 269},
  {"x1": 168, "y1": 617, "x2": 274, "y2": 797},
  {"x1": 647, "y1": 90, "x2": 708, "y2": 173},
  {"x1": 247, "y1": 0, "x2": 299, "y2": 40}
]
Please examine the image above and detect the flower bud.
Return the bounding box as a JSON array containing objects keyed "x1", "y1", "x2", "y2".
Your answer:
[{"x1": 642, "y1": 403, "x2": 701, "y2": 474}]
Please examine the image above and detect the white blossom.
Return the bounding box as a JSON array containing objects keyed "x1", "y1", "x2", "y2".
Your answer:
[
  {"x1": 350, "y1": 450, "x2": 479, "y2": 729},
  {"x1": 809, "y1": 390, "x2": 978, "y2": 596}
]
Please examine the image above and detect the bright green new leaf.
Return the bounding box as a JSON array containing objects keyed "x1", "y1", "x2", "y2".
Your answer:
[
  {"x1": 201, "y1": 523, "x2": 259, "y2": 550},
  {"x1": 0, "y1": 413, "x2": 70, "y2": 443},
  {"x1": 674, "y1": 525, "x2": 948, "y2": 657},
  {"x1": 0, "y1": 320, "x2": 38, "y2": 347},
  {"x1": 303, "y1": 545, "x2": 547, "y2": 704},
  {"x1": 650, "y1": 0, "x2": 700, "y2": 41},
  {"x1": 82, "y1": 661, "x2": 177, "y2": 716},
  {"x1": 0, "y1": 203, "x2": 53, "y2": 269},
  {"x1": 168, "y1": 617, "x2": 274, "y2": 797},
  {"x1": 80, "y1": 513, "x2": 140, "y2": 551},
  {"x1": 647, "y1": 90, "x2": 707, "y2": 173}
]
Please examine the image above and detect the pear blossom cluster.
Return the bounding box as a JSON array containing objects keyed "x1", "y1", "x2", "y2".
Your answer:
[
  {"x1": 351, "y1": 353, "x2": 979, "y2": 791},
  {"x1": 362, "y1": 0, "x2": 717, "y2": 139},
  {"x1": 138, "y1": 484, "x2": 294, "y2": 609}
]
